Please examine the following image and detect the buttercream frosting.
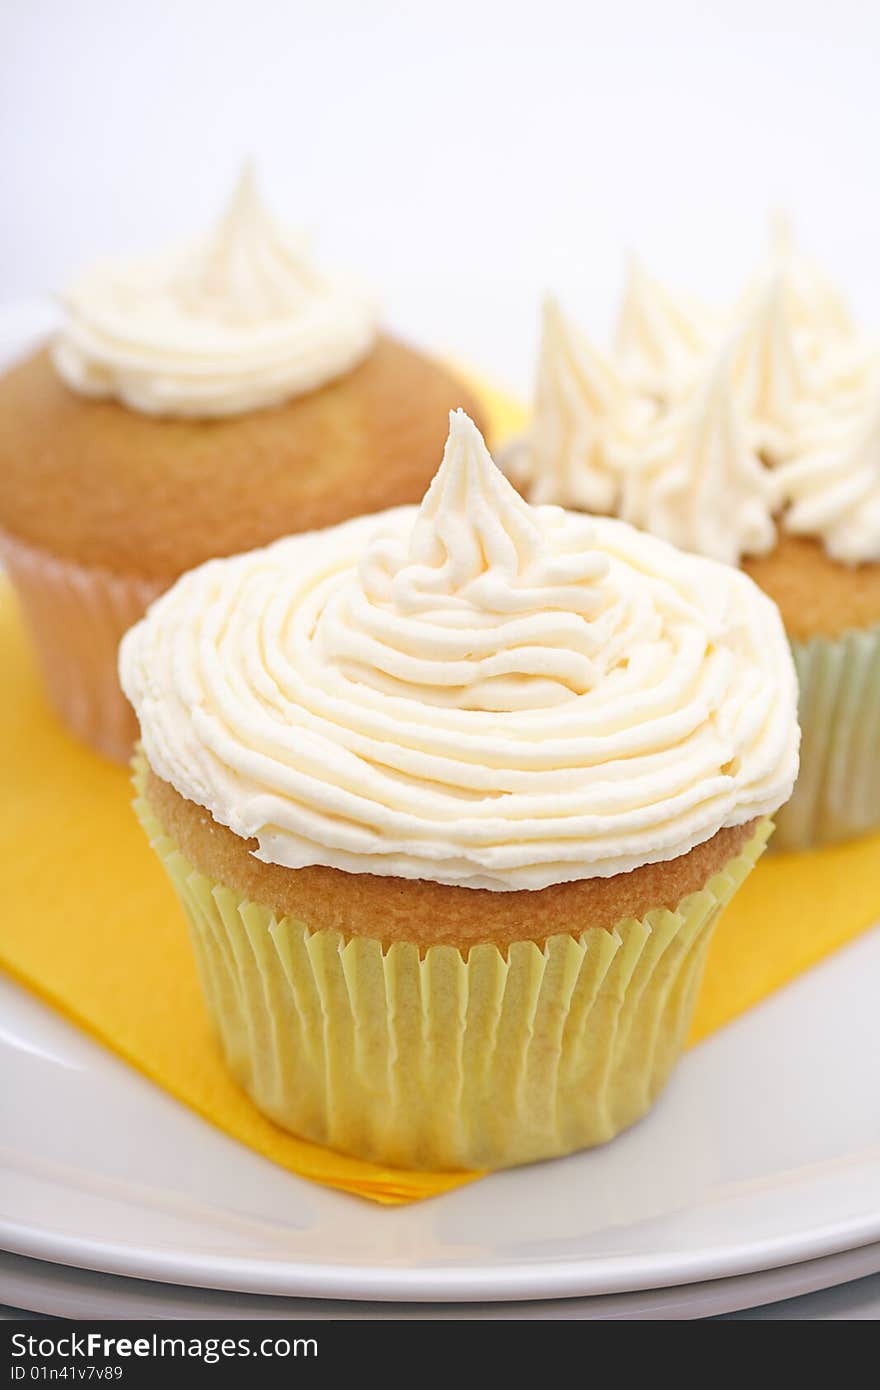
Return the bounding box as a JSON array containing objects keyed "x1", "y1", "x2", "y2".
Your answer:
[
  {"x1": 730, "y1": 276, "x2": 807, "y2": 458},
  {"x1": 514, "y1": 221, "x2": 880, "y2": 564},
  {"x1": 616, "y1": 352, "x2": 778, "y2": 567},
  {"x1": 511, "y1": 297, "x2": 624, "y2": 513},
  {"x1": 121, "y1": 411, "x2": 799, "y2": 891},
  {"x1": 762, "y1": 215, "x2": 880, "y2": 425},
  {"x1": 767, "y1": 211, "x2": 855, "y2": 351},
  {"x1": 52, "y1": 166, "x2": 377, "y2": 418},
  {"x1": 777, "y1": 400, "x2": 880, "y2": 564},
  {"x1": 615, "y1": 255, "x2": 714, "y2": 399}
]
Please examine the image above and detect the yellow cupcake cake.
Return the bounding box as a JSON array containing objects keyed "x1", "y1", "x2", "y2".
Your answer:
[{"x1": 121, "y1": 411, "x2": 799, "y2": 1171}]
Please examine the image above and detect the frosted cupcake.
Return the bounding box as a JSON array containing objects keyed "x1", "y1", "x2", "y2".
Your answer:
[
  {"x1": 510, "y1": 223, "x2": 880, "y2": 849},
  {"x1": 0, "y1": 167, "x2": 481, "y2": 761},
  {"x1": 121, "y1": 411, "x2": 799, "y2": 1171}
]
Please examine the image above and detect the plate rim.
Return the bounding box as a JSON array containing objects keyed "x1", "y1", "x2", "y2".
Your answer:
[
  {"x1": 2, "y1": 1240, "x2": 880, "y2": 1320},
  {"x1": 3, "y1": 1206, "x2": 880, "y2": 1303}
]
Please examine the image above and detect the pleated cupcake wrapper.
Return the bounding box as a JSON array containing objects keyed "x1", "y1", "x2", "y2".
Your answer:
[
  {"x1": 774, "y1": 623, "x2": 880, "y2": 851},
  {"x1": 133, "y1": 764, "x2": 770, "y2": 1172},
  {"x1": 0, "y1": 530, "x2": 164, "y2": 764}
]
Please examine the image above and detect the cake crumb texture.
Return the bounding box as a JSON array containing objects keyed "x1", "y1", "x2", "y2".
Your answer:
[{"x1": 145, "y1": 767, "x2": 757, "y2": 949}]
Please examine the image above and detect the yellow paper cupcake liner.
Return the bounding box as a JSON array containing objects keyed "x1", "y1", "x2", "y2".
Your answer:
[
  {"x1": 774, "y1": 623, "x2": 880, "y2": 851},
  {"x1": 134, "y1": 765, "x2": 771, "y2": 1172},
  {"x1": 0, "y1": 528, "x2": 163, "y2": 763}
]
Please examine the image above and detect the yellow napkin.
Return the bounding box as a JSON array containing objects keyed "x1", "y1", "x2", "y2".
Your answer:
[{"x1": 1, "y1": 382, "x2": 878, "y2": 1205}]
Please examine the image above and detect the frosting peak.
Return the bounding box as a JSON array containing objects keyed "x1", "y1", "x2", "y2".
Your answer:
[
  {"x1": 618, "y1": 351, "x2": 778, "y2": 566},
  {"x1": 170, "y1": 164, "x2": 324, "y2": 325},
  {"x1": 322, "y1": 411, "x2": 613, "y2": 712},
  {"x1": 615, "y1": 256, "x2": 712, "y2": 396},
  {"x1": 121, "y1": 412, "x2": 800, "y2": 890},
  {"x1": 731, "y1": 276, "x2": 807, "y2": 454},
  {"x1": 768, "y1": 211, "x2": 855, "y2": 346},
  {"x1": 514, "y1": 218, "x2": 880, "y2": 565},
  {"x1": 390, "y1": 407, "x2": 559, "y2": 605},
  {"x1": 52, "y1": 166, "x2": 377, "y2": 418}
]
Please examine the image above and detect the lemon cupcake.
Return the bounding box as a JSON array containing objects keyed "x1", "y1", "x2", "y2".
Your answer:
[
  {"x1": 510, "y1": 224, "x2": 879, "y2": 849},
  {"x1": 0, "y1": 168, "x2": 481, "y2": 762},
  {"x1": 120, "y1": 411, "x2": 799, "y2": 1172}
]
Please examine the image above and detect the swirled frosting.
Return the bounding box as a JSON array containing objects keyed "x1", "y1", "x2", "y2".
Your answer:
[
  {"x1": 777, "y1": 402, "x2": 880, "y2": 563},
  {"x1": 512, "y1": 297, "x2": 625, "y2": 513},
  {"x1": 766, "y1": 211, "x2": 855, "y2": 352},
  {"x1": 514, "y1": 220, "x2": 880, "y2": 564},
  {"x1": 615, "y1": 256, "x2": 715, "y2": 399},
  {"x1": 52, "y1": 166, "x2": 377, "y2": 418},
  {"x1": 730, "y1": 278, "x2": 807, "y2": 458},
  {"x1": 121, "y1": 411, "x2": 799, "y2": 891},
  {"x1": 616, "y1": 352, "x2": 778, "y2": 567}
]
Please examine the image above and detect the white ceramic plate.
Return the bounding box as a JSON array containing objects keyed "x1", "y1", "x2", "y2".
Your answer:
[
  {"x1": 2, "y1": 1245, "x2": 880, "y2": 1321},
  {"x1": 2, "y1": 927, "x2": 879, "y2": 1305}
]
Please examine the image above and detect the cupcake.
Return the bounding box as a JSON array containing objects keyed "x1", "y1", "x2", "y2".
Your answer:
[
  {"x1": 509, "y1": 222, "x2": 880, "y2": 849},
  {"x1": 120, "y1": 411, "x2": 799, "y2": 1172},
  {"x1": 0, "y1": 167, "x2": 481, "y2": 762}
]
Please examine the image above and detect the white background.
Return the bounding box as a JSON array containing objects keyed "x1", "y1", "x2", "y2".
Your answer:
[{"x1": 3, "y1": 0, "x2": 880, "y2": 394}]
